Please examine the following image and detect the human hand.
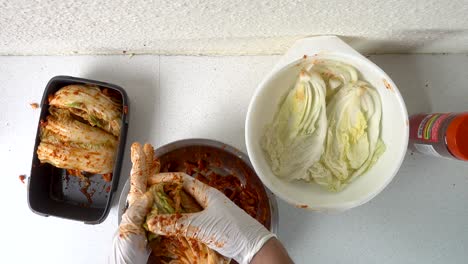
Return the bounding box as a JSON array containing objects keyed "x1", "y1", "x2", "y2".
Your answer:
[
  {"x1": 110, "y1": 192, "x2": 153, "y2": 264},
  {"x1": 145, "y1": 172, "x2": 275, "y2": 264}
]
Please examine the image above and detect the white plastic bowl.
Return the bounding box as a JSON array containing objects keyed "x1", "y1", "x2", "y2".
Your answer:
[{"x1": 245, "y1": 36, "x2": 409, "y2": 211}]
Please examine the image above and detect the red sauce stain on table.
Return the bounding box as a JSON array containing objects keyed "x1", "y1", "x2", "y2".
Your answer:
[{"x1": 19, "y1": 175, "x2": 26, "y2": 184}]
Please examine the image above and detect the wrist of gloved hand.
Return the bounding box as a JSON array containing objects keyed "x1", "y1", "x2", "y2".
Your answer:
[
  {"x1": 111, "y1": 233, "x2": 151, "y2": 264},
  {"x1": 146, "y1": 173, "x2": 276, "y2": 264},
  {"x1": 110, "y1": 192, "x2": 153, "y2": 264}
]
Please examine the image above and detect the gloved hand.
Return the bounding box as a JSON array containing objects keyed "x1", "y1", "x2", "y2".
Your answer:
[
  {"x1": 146, "y1": 172, "x2": 276, "y2": 264},
  {"x1": 110, "y1": 192, "x2": 153, "y2": 264}
]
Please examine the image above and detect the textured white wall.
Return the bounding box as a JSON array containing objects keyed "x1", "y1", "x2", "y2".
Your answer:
[{"x1": 1, "y1": 0, "x2": 467, "y2": 55}]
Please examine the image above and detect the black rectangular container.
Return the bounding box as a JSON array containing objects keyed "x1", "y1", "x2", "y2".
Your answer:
[{"x1": 28, "y1": 76, "x2": 129, "y2": 224}]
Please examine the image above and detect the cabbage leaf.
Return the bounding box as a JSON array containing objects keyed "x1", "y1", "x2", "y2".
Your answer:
[
  {"x1": 262, "y1": 70, "x2": 327, "y2": 180},
  {"x1": 309, "y1": 81, "x2": 385, "y2": 191}
]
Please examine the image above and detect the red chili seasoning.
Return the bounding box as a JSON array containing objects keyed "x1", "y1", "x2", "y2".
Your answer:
[
  {"x1": 409, "y1": 112, "x2": 468, "y2": 160},
  {"x1": 29, "y1": 102, "x2": 39, "y2": 109},
  {"x1": 19, "y1": 175, "x2": 26, "y2": 184}
]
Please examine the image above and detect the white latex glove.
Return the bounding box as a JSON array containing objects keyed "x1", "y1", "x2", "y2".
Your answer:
[
  {"x1": 109, "y1": 192, "x2": 153, "y2": 264},
  {"x1": 146, "y1": 172, "x2": 276, "y2": 264}
]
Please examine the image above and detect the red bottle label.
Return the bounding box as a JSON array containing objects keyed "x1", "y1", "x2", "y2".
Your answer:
[{"x1": 416, "y1": 113, "x2": 450, "y2": 142}]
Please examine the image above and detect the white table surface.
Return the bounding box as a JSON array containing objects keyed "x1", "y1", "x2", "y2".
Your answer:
[{"x1": 1, "y1": 54, "x2": 467, "y2": 264}]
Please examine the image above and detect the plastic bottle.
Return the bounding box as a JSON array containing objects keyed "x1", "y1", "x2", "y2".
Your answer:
[{"x1": 409, "y1": 112, "x2": 468, "y2": 160}]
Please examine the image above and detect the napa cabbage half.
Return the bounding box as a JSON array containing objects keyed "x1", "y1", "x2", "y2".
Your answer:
[
  {"x1": 309, "y1": 81, "x2": 386, "y2": 191},
  {"x1": 261, "y1": 70, "x2": 327, "y2": 180},
  {"x1": 262, "y1": 59, "x2": 385, "y2": 192}
]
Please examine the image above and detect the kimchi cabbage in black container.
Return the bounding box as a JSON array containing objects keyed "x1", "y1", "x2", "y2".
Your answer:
[{"x1": 28, "y1": 76, "x2": 129, "y2": 224}]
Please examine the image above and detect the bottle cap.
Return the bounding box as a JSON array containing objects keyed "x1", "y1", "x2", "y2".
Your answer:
[{"x1": 446, "y1": 113, "x2": 468, "y2": 161}]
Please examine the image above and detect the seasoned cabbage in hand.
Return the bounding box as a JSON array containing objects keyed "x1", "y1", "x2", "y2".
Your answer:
[{"x1": 144, "y1": 181, "x2": 229, "y2": 264}]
